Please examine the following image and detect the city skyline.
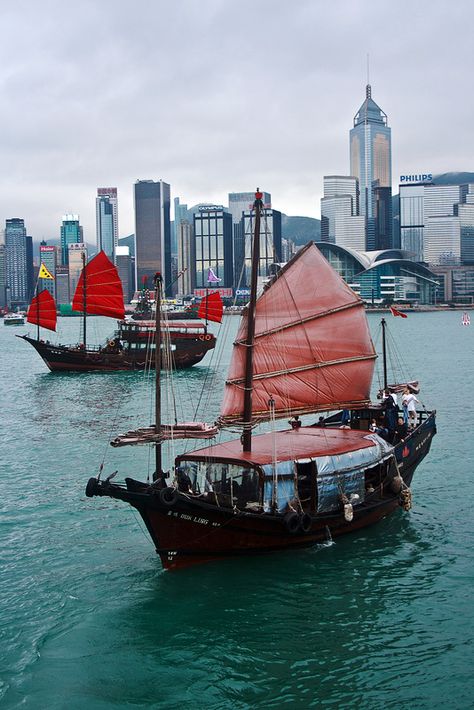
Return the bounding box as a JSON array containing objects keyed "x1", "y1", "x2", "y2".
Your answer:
[{"x1": 0, "y1": 1, "x2": 473, "y2": 241}]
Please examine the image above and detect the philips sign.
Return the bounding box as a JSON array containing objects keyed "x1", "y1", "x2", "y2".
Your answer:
[{"x1": 399, "y1": 173, "x2": 432, "y2": 184}]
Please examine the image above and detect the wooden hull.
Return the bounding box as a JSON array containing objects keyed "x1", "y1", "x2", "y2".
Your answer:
[
  {"x1": 86, "y1": 413, "x2": 436, "y2": 570},
  {"x1": 18, "y1": 335, "x2": 215, "y2": 372}
]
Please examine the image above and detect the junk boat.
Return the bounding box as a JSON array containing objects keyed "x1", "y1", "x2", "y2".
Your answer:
[
  {"x1": 86, "y1": 191, "x2": 436, "y2": 570},
  {"x1": 18, "y1": 251, "x2": 217, "y2": 371}
]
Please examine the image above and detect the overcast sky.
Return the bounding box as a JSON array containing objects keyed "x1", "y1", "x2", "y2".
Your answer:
[{"x1": 1, "y1": 0, "x2": 473, "y2": 242}]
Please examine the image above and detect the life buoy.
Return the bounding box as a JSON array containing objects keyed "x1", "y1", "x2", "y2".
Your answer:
[
  {"x1": 204, "y1": 334, "x2": 212, "y2": 341},
  {"x1": 109, "y1": 340, "x2": 116, "y2": 348},
  {"x1": 300, "y1": 513, "x2": 312, "y2": 533},
  {"x1": 159, "y1": 486, "x2": 178, "y2": 507},
  {"x1": 198, "y1": 335, "x2": 205, "y2": 341},
  {"x1": 284, "y1": 511, "x2": 300, "y2": 534}
]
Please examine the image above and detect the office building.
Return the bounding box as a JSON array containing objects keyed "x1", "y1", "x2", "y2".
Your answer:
[
  {"x1": 0, "y1": 244, "x2": 6, "y2": 308},
  {"x1": 193, "y1": 206, "x2": 233, "y2": 289},
  {"x1": 177, "y1": 220, "x2": 195, "y2": 296},
  {"x1": 55, "y1": 266, "x2": 70, "y2": 305},
  {"x1": 96, "y1": 188, "x2": 118, "y2": 262},
  {"x1": 399, "y1": 181, "x2": 474, "y2": 265},
  {"x1": 228, "y1": 191, "x2": 272, "y2": 225},
  {"x1": 39, "y1": 244, "x2": 60, "y2": 298},
  {"x1": 350, "y1": 84, "x2": 392, "y2": 249},
  {"x1": 61, "y1": 214, "x2": 83, "y2": 265},
  {"x1": 173, "y1": 197, "x2": 188, "y2": 255},
  {"x1": 5, "y1": 218, "x2": 31, "y2": 307},
  {"x1": 320, "y1": 176, "x2": 365, "y2": 250},
  {"x1": 116, "y1": 245, "x2": 134, "y2": 303},
  {"x1": 238, "y1": 207, "x2": 282, "y2": 286},
  {"x1": 134, "y1": 179, "x2": 171, "y2": 294},
  {"x1": 68, "y1": 243, "x2": 87, "y2": 299}
]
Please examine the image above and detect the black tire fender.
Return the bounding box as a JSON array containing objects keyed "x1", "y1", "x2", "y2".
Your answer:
[
  {"x1": 159, "y1": 486, "x2": 178, "y2": 507},
  {"x1": 300, "y1": 513, "x2": 312, "y2": 533},
  {"x1": 284, "y1": 511, "x2": 300, "y2": 534}
]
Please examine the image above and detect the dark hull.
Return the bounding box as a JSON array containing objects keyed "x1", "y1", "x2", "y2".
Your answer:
[
  {"x1": 87, "y1": 413, "x2": 436, "y2": 570},
  {"x1": 18, "y1": 335, "x2": 214, "y2": 372}
]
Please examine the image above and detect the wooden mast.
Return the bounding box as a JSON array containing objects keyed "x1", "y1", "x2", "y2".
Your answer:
[
  {"x1": 154, "y1": 272, "x2": 162, "y2": 476},
  {"x1": 82, "y1": 252, "x2": 87, "y2": 347},
  {"x1": 381, "y1": 317, "x2": 388, "y2": 391},
  {"x1": 242, "y1": 190, "x2": 263, "y2": 452}
]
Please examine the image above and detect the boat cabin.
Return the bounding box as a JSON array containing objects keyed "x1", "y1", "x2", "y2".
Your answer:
[
  {"x1": 106, "y1": 319, "x2": 212, "y2": 352},
  {"x1": 176, "y1": 426, "x2": 394, "y2": 516}
]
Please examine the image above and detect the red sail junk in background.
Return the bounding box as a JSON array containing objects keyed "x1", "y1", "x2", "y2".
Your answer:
[
  {"x1": 72, "y1": 251, "x2": 125, "y2": 320},
  {"x1": 198, "y1": 292, "x2": 223, "y2": 323},
  {"x1": 389, "y1": 305, "x2": 408, "y2": 318},
  {"x1": 27, "y1": 289, "x2": 57, "y2": 331}
]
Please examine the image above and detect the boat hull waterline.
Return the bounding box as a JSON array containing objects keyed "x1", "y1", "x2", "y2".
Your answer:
[
  {"x1": 86, "y1": 413, "x2": 436, "y2": 570},
  {"x1": 17, "y1": 334, "x2": 215, "y2": 372}
]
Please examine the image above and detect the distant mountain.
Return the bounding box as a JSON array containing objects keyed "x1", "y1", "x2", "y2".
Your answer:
[
  {"x1": 432, "y1": 172, "x2": 474, "y2": 185},
  {"x1": 281, "y1": 215, "x2": 321, "y2": 246}
]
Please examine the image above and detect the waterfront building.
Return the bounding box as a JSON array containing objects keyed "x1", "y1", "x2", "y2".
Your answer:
[
  {"x1": 193, "y1": 206, "x2": 233, "y2": 289},
  {"x1": 430, "y1": 264, "x2": 474, "y2": 303},
  {"x1": 320, "y1": 176, "x2": 365, "y2": 250},
  {"x1": 5, "y1": 218, "x2": 31, "y2": 308},
  {"x1": 399, "y1": 181, "x2": 474, "y2": 265},
  {"x1": 316, "y1": 243, "x2": 438, "y2": 304},
  {"x1": 134, "y1": 179, "x2": 171, "y2": 294},
  {"x1": 350, "y1": 84, "x2": 392, "y2": 250},
  {"x1": 0, "y1": 244, "x2": 6, "y2": 308},
  {"x1": 55, "y1": 266, "x2": 70, "y2": 305},
  {"x1": 177, "y1": 219, "x2": 195, "y2": 296},
  {"x1": 116, "y1": 245, "x2": 133, "y2": 303},
  {"x1": 39, "y1": 243, "x2": 60, "y2": 297},
  {"x1": 60, "y1": 215, "x2": 83, "y2": 266},
  {"x1": 68, "y1": 243, "x2": 87, "y2": 299},
  {"x1": 238, "y1": 207, "x2": 282, "y2": 287},
  {"x1": 96, "y1": 188, "x2": 118, "y2": 263}
]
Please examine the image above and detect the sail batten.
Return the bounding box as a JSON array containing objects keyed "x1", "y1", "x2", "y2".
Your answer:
[
  {"x1": 72, "y1": 250, "x2": 125, "y2": 320},
  {"x1": 220, "y1": 243, "x2": 376, "y2": 423}
]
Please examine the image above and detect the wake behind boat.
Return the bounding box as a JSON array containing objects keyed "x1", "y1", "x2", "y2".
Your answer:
[{"x1": 86, "y1": 191, "x2": 436, "y2": 570}]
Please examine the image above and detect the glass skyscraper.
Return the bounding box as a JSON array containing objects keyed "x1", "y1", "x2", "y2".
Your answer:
[
  {"x1": 350, "y1": 84, "x2": 392, "y2": 250},
  {"x1": 60, "y1": 215, "x2": 83, "y2": 266},
  {"x1": 5, "y1": 218, "x2": 31, "y2": 307},
  {"x1": 96, "y1": 188, "x2": 118, "y2": 262},
  {"x1": 134, "y1": 179, "x2": 171, "y2": 295},
  {"x1": 193, "y1": 206, "x2": 233, "y2": 288}
]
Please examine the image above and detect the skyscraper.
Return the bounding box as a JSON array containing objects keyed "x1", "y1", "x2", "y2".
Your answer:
[
  {"x1": 5, "y1": 218, "x2": 31, "y2": 307},
  {"x1": 96, "y1": 188, "x2": 118, "y2": 262},
  {"x1": 193, "y1": 206, "x2": 233, "y2": 288},
  {"x1": 320, "y1": 176, "x2": 365, "y2": 249},
  {"x1": 134, "y1": 180, "x2": 171, "y2": 294},
  {"x1": 60, "y1": 214, "x2": 83, "y2": 265},
  {"x1": 350, "y1": 85, "x2": 392, "y2": 250}
]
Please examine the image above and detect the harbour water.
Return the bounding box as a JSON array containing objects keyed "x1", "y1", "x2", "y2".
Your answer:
[{"x1": 1, "y1": 311, "x2": 473, "y2": 708}]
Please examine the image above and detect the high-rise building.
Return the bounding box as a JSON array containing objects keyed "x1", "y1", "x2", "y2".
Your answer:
[
  {"x1": 96, "y1": 188, "x2": 118, "y2": 262},
  {"x1": 320, "y1": 176, "x2": 365, "y2": 249},
  {"x1": 68, "y1": 243, "x2": 87, "y2": 299},
  {"x1": 350, "y1": 84, "x2": 392, "y2": 250},
  {"x1": 134, "y1": 179, "x2": 171, "y2": 294},
  {"x1": 238, "y1": 207, "x2": 282, "y2": 286},
  {"x1": 116, "y1": 245, "x2": 133, "y2": 304},
  {"x1": 61, "y1": 214, "x2": 83, "y2": 265},
  {"x1": 193, "y1": 206, "x2": 233, "y2": 289},
  {"x1": 177, "y1": 220, "x2": 195, "y2": 296},
  {"x1": 55, "y1": 266, "x2": 70, "y2": 305},
  {"x1": 399, "y1": 181, "x2": 474, "y2": 265},
  {"x1": 0, "y1": 244, "x2": 7, "y2": 308},
  {"x1": 173, "y1": 197, "x2": 188, "y2": 256},
  {"x1": 5, "y1": 218, "x2": 31, "y2": 307},
  {"x1": 228, "y1": 191, "x2": 272, "y2": 225},
  {"x1": 39, "y1": 243, "x2": 60, "y2": 298}
]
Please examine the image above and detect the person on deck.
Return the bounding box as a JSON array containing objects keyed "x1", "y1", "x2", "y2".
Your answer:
[
  {"x1": 289, "y1": 415, "x2": 302, "y2": 430},
  {"x1": 382, "y1": 389, "x2": 398, "y2": 440},
  {"x1": 402, "y1": 388, "x2": 420, "y2": 428},
  {"x1": 394, "y1": 417, "x2": 408, "y2": 443}
]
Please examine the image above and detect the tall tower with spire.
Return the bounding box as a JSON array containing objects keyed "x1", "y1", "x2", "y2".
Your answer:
[{"x1": 350, "y1": 84, "x2": 392, "y2": 250}]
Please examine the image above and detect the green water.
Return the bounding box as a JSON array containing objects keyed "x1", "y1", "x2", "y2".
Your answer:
[{"x1": 1, "y1": 312, "x2": 473, "y2": 709}]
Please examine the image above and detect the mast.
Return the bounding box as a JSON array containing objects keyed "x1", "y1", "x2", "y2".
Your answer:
[
  {"x1": 36, "y1": 284, "x2": 40, "y2": 341},
  {"x1": 82, "y1": 252, "x2": 87, "y2": 347},
  {"x1": 381, "y1": 317, "x2": 388, "y2": 391},
  {"x1": 154, "y1": 272, "x2": 162, "y2": 476},
  {"x1": 242, "y1": 190, "x2": 263, "y2": 452}
]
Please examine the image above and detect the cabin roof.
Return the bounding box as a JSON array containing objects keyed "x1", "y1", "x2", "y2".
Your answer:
[
  {"x1": 178, "y1": 426, "x2": 381, "y2": 467},
  {"x1": 120, "y1": 319, "x2": 206, "y2": 329}
]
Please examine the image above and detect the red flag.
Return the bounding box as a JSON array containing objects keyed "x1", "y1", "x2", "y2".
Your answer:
[{"x1": 389, "y1": 305, "x2": 408, "y2": 318}]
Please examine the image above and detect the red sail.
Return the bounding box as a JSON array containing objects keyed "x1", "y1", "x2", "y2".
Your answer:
[
  {"x1": 197, "y1": 292, "x2": 223, "y2": 323},
  {"x1": 27, "y1": 290, "x2": 57, "y2": 331},
  {"x1": 72, "y1": 251, "x2": 125, "y2": 319},
  {"x1": 220, "y1": 243, "x2": 376, "y2": 423}
]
